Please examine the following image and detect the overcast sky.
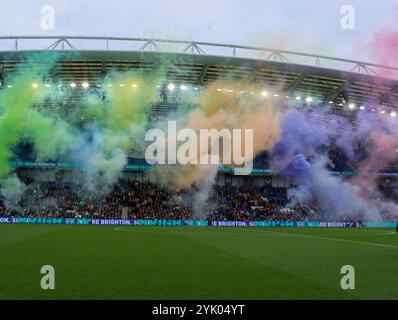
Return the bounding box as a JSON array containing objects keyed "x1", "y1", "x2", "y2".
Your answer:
[{"x1": 0, "y1": 0, "x2": 397, "y2": 65}]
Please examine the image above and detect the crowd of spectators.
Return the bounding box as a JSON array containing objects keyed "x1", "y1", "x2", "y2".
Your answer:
[
  {"x1": 0, "y1": 179, "x2": 318, "y2": 221},
  {"x1": 204, "y1": 185, "x2": 316, "y2": 221}
]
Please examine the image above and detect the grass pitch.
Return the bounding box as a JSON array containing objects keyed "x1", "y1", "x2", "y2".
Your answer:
[{"x1": 0, "y1": 224, "x2": 397, "y2": 299}]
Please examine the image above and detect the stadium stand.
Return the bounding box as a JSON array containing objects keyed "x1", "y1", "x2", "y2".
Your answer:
[{"x1": 0, "y1": 179, "x2": 345, "y2": 222}]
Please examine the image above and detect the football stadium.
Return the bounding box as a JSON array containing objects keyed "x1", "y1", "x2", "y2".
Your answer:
[
  {"x1": 1, "y1": 3, "x2": 398, "y2": 305},
  {"x1": 0, "y1": 36, "x2": 397, "y2": 300}
]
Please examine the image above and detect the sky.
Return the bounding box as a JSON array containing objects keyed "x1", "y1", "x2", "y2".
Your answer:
[{"x1": 0, "y1": 0, "x2": 397, "y2": 66}]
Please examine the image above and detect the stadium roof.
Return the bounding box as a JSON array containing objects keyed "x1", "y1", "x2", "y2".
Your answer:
[{"x1": 0, "y1": 36, "x2": 398, "y2": 119}]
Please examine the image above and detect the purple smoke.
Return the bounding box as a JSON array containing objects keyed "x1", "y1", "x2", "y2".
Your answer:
[{"x1": 270, "y1": 107, "x2": 398, "y2": 220}]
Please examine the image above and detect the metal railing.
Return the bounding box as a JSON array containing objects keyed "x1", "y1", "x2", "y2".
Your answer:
[{"x1": 0, "y1": 35, "x2": 397, "y2": 76}]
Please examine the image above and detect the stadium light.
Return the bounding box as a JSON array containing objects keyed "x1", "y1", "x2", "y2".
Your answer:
[
  {"x1": 32, "y1": 83, "x2": 39, "y2": 89},
  {"x1": 70, "y1": 82, "x2": 77, "y2": 88},
  {"x1": 305, "y1": 96, "x2": 312, "y2": 103},
  {"x1": 119, "y1": 84, "x2": 125, "y2": 87},
  {"x1": 216, "y1": 88, "x2": 222, "y2": 92},
  {"x1": 180, "y1": 85, "x2": 187, "y2": 90},
  {"x1": 295, "y1": 96, "x2": 301, "y2": 101},
  {"x1": 6, "y1": 85, "x2": 12, "y2": 88},
  {"x1": 273, "y1": 93, "x2": 279, "y2": 97},
  {"x1": 45, "y1": 83, "x2": 51, "y2": 88},
  {"x1": 261, "y1": 91, "x2": 268, "y2": 97},
  {"x1": 131, "y1": 83, "x2": 138, "y2": 88},
  {"x1": 359, "y1": 105, "x2": 365, "y2": 110},
  {"x1": 390, "y1": 111, "x2": 397, "y2": 118},
  {"x1": 348, "y1": 103, "x2": 356, "y2": 110},
  {"x1": 168, "y1": 83, "x2": 175, "y2": 91},
  {"x1": 328, "y1": 101, "x2": 333, "y2": 104},
  {"x1": 380, "y1": 110, "x2": 386, "y2": 114},
  {"x1": 82, "y1": 82, "x2": 89, "y2": 89}
]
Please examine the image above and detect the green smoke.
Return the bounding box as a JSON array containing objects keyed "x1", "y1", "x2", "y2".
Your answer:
[
  {"x1": 0, "y1": 53, "x2": 64, "y2": 177},
  {"x1": 0, "y1": 52, "x2": 165, "y2": 183}
]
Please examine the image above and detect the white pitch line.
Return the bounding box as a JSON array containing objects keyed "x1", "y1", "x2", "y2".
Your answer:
[
  {"x1": 114, "y1": 227, "x2": 197, "y2": 234},
  {"x1": 114, "y1": 226, "x2": 398, "y2": 248},
  {"x1": 296, "y1": 232, "x2": 395, "y2": 237},
  {"x1": 113, "y1": 227, "x2": 164, "y2": 233},
  {"x1": 250, "y1": 229, "x2": 398, "y2": 249}
]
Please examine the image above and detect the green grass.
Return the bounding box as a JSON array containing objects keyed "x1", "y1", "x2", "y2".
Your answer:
[{"x1": 0, "y1": 224, "x2": 398, "y2": 299}]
